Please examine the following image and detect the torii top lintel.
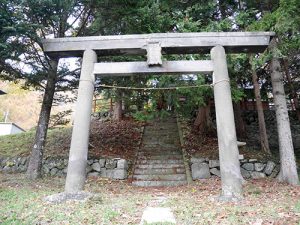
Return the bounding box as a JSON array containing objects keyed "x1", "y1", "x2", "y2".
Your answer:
[{"x1": 42, "y1": 32, "x2": 275, "y2": 58}]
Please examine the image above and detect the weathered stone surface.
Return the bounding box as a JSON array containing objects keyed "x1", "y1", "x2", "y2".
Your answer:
[
  {"x1": 254, "y1": 163, "x2": 265, "y2": 172},
  {"x1": 86, "y1": 165, "x2": 92, "y2": 174},
  {"x1": 91, "y1": 162, "x2": 101, "y2": 172},
  {"x1": 113, "y1": 169, "x2": 128, "y2": 179},
  {"x1": 191, "y1": 163, "x2": 211, "y2": 179},
  {"x1": 105, "y1": 169, "x2": 114, "y2": 178},
  {"x1": 56, "y1": 161, "x2": 65, "y2": 170},
  {"x1": 50, "y1": 168, "x2": 58, "y2": 176},
  {"x1": 20, "y1": 157, "x2": 28, "y2": 165},
  {"x1": 209, "y1": 160, "x2": 220, "y2": 168},
  {"x1": 105, "y1": 159, "x2": 117, "y2": 169},
  {"x1": 249, "y1": 159, "x2": 258, "y2": 163},
  {"x1": 44, "y1": 191, "x2": 95, "y2": 204},
  {"x1": 210, "y1": 168, "x2": 221, "y2": 177},
  {"x1": 264, "y1": 161, "x2": 276, "y2": 175},
  {"x1": 56, "y1": 170, "x2": 64, "y2": 177},
  {"x1": 270, "y1": 165, "x2": 280, "y2": 178},
  {"x1": 99, "y1": 158, "x2": 106, "y2": 168},
  {"x1": 88, "y1": 172, "x2": 100, "y2": 177},
  {"x1": 0, "y1": 156, "x2": 129, "y2": 180},
  {"x1": 100, "y1": 168, "x2": 107, "y2": 176},
  {"x1": 140, "y1": 207, "x2": 176, "y2": 224},
  {"x1": 117, "y1": 159, "x2": 128, "y2": 169},
  {"x1": 242, "y1": 163, "x2": 254, "y2": 171},
  {"x1": 251, "y1": 171, "x2": 266, "y2": 179},
  {"x1": 43, "y1": 32, "x2": 275, "y2": 59},
  {"x1": 87, "y1": 159, "x2": 94, "y2": 165},
  {"x1": 43, "y1": 165, "x2": 51, "y2": 174},
  {"x1": 240, "y1": 168, "x2": 251, "y2": 179},
  {"x1": 190, "y1": 157, "x2": 206, "y2": 164}
]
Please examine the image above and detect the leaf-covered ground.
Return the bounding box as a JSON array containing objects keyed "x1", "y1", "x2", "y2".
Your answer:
[
  {"x1": 0, "y1": 119, "x2": 144, "y2": 160},
  {"x1": 180, "y1": 119, "x2": 277, "y2": 161},
  {"x1": 0, "y1": 173, "x2": 299, "y2": 225}
]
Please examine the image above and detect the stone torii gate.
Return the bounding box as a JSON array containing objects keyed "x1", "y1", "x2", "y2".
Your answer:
[{"x1": 43, "y1": 32, "x2": 274, "y2": 200}]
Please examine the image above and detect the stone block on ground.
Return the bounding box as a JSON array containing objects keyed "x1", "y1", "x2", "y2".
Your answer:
[
  {"x1": 240, "y1": 168, "x2": 251, "y2": 179},
  {"x1": 113, "y1": 169, "x2": 128, "y2": 180},
  {"x1": 87, "y1": 159, "x2": 94, "y2": 165},
  {"x1": 86, "y1": 165, "x2": 92, "y2": 174},
  {"x1": 50, "y1": 168, "x2": 58, "y2": 176},
  {"x1": 91, "y1": 162, "x2": 101, "y2": 172},
  {"x1": 190, "y1": 157, "x2": 206, "y2": 164},
  {"x1": 191, "y1": 163, "x2": 211, "y2": 179},
  {"x1": 249, "y1": 159, "x2": 258, "y2": 163},
  {"x1": 254, "y1": 163, "x2": 266, "y2": 172},
  {"x1": 242, "y1": 163, "x2": 254, "y2": 171},
  {"x1": 105, "y1": 169, "x2": 114, "y2": 178},
  {"x1": 117, "y1": 159, "x2": 128, "y2": 169},
  {"x1": 251, "y1": 171, "x2": 266, "y2": 179},
  {"x1": 270, "y1": 165, "x2": 280, "y2": 178},
  {"x1": 140, "y1": 207, "x2": 176, "y2": 224},
  {"x1": 44, "y1": 191, "x2": 95, "y2": 204},
  {"x1": 99, "y1": 158, "x2": 106, "y2": 167},
  {"x1": 105, "y1": 159, "x2": 117, "y2": 169},
  {"x1": 210, "y1": 168, "x2": 220, "y2": 177},
  {"x1": 264, "y1": 161, "x2": 276, "y2": 175},
  {"x1": 209, "y1": 160, "x2": 220, "y2": 168}
]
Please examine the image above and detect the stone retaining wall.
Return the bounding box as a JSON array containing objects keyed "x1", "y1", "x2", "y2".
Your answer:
[
  {"x1": 191, "y1": 157, "x2": 280, "y2": 180},
  {"x1": 0, "y1": 156, "x2": 129, "y2": 180}
]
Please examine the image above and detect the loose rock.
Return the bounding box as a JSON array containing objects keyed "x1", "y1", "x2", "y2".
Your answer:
[
  {"x1": 209, "y1": 160, "x2": 220, "y2": 168},
  {"x1": 242, "y1": 163, "x2": 254, "y2": 171},
  {"x1": 264, "y1": 161, "x2": 276, "y2": 175},
  {"x1": 191, "y1": 163, "x2": 211, "y2": 179},
  {"x1": 254, "y1": 163, "x2": 265, "y2": 172}
]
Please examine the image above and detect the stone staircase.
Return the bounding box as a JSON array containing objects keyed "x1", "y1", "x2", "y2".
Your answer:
[{"x1": 132, "y1": 116, "x2": 188, "y2": 187}]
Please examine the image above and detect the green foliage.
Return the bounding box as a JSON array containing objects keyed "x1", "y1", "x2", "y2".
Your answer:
[
  {"x1": 132, "y1": 109, "x2": 171, "y2": 122},
  {"x1": 132, "y1": 111, "x2": 154, "y2": 122}
]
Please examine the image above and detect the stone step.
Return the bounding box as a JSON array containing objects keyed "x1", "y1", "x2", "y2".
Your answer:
[
  {"x1": 136, "y1": 159, "x2": 184, "y2": 165},
  {"x1": 143, "y1": 144, "x2": 181, "y2": 149},
  {"x1": 136, "y1": 164, "x2": 185, "y2": 169},
  {"x1": 141, "y1": 147, "x2": 180, "y2": 151},
  {"x1": 144, "y1": 130, "x2": 179, "y2": 134},
  {"x1": 138, "y1": 152, "x2": 181, "y2": 156},
  {"x1": 137, "y1": 155, "x2": 183, "y2": 160},
  {"x1": 134, "y1": 168, "x2": 186, "y2": 175},
  {"x1": 132, "y1": 180, "x2": 187, "y2": 187},
  {"x1": 133, "y1": 174, "x2": 187, "y2": 181}
]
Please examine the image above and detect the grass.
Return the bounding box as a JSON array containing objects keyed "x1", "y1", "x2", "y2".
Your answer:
[
  {"x1": 0, "y1": 174, "x2": 300, "y2": 225},
  {"x1": 0, "y1": 127, "x2": 72, "y2": 158}
]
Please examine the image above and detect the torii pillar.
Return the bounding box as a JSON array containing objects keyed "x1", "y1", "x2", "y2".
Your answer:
[
  {"x1": 211, "y1": 45, "x2": 243, "y2": 200},
  {"x1": 65, "y1": 49, "x2": 97, "y2": 193}
]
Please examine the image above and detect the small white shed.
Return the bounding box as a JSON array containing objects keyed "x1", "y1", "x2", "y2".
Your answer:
[{"x1": 0, "y1": 123, "x2": 25, "y2": 136}]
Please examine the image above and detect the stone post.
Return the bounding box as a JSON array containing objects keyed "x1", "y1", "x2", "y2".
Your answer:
[
  {"x1": 65, "y1": 49, "x2": 97, "y2": 193},
  {"x1": 210, "y1": 45, "x2": 243, "y2": 201}
]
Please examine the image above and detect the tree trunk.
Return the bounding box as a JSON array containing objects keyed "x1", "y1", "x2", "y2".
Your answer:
[
  {"x1": 193, "y1": 103, "x2": 214, "y2": 135},
  {"x1": 270, "y1": 54, "x2": 299, "y2": 185},
  {"x1": 193, "y1": 106, "x2": 208, "y2": 134},
  {"x1": 282, "y1": 58, "x2": 300, "y2": 121},
  {"x1": 233, "y1": 101, "x2": 246, "y2": 139},
  {"x1": 26, "y1": 59, "x2": 58, "y2": 179},
  {"x1": 113, "y1": 89, "x2": 122, "y2": 120},
  {"x1": 252, "y1": 67, "x2": 271, "y2": 154}
]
